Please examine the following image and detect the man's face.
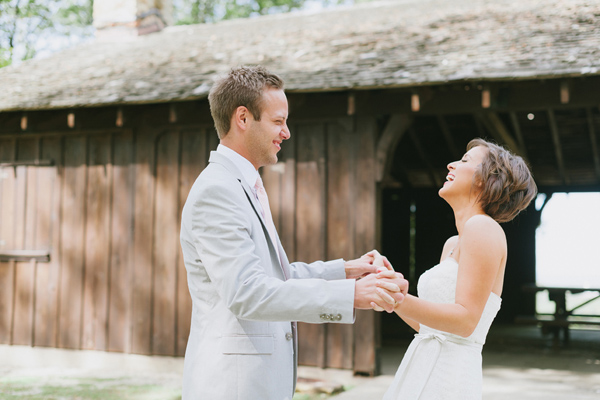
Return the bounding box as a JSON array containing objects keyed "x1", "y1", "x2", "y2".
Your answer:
[{"x1": 246, "y1": 88, "x2": 290, "y2": 169}]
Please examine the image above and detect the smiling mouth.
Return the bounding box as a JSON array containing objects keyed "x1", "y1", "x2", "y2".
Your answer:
[
  {"x1": 446, "y1": 174, "x2": 455, "y2": 182},
  {"x1": 273, "y1": 141, "x2": 281, "y2": 150}
]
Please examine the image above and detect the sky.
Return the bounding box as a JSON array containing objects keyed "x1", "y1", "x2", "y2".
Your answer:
[
  {"x1": 536, "y1": 192, "x2": 600, "y2": 288},
  {"x1": 535, "y1": 192, "x2": 600, "y2": 314}
]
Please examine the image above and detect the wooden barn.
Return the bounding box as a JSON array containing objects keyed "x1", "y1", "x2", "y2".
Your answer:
[{"x1": 1, "y1": 0, "x2": 599, "y2": 375}]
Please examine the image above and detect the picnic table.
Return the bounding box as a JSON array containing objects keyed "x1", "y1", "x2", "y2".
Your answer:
[{"x1": 515, "y1": 284, "x2": 600, "y2": 346}]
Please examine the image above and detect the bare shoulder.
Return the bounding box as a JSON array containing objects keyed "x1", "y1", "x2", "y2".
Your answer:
[
  {"x1": 440, "y1": 235, "x2": 459, "y2": 262},
  {"x1": 444, "y1": 235, "x2": 460, "y2": 249},
  {"x1": 462, "y1": 215, "x2": 506, "y2": 254}
]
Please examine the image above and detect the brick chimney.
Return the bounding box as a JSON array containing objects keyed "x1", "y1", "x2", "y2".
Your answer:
[{"x1": 93, "y1": 0, "x2": 173, "y2": 39}]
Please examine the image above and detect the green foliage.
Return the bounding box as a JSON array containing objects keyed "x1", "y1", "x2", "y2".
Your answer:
[
  {"x1": 173, "y1": 0, "x2": 346, "y2": 25},
  {"x1": 0, "y1": 375, "x2": 182, "y2": 399},
  {"x1": 0, "y1": 0, "x2": 93, "y2": 67},
  {"x1": 0, "y1": 0, "x2": 362, "y2": 67}
]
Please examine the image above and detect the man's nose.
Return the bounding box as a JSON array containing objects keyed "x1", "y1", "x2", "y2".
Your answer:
[{"x1": 282, "y1": 125, "x2": 291, "y2": 140}]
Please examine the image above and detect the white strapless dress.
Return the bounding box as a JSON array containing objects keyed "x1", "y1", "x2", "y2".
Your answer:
[{"x1": 383, "y1": 257, "x2": 501, "y2": 400}]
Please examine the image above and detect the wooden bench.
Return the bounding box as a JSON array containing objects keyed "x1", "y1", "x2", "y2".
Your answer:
[
  {"x1": 516, "y1": 284, "x2": 600, "y2": 347},
  {"x1": 515, "y1": 314, "x2": 600, "y2": 346}
]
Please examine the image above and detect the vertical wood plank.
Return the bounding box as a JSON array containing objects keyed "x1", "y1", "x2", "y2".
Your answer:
[
  {"x1": 152, "y1": 130, "x2": 179, "y2": 356},
  {"x1": 261, "y1": 165, "x2": 282, "y2": 231},
  {"x1": 131, "y1": 129, "x2": 157, "y2": 355},
  {"x1": 207, "y1": 128, "x2": 219, "y2": 155},
  {"x1": 326, "y1": 121, "x2": 354, "y2": 369},
  {"x1": 295, "y1": 123, "x2": 327, "y2": 367},
  {"x1": 12, "y1": 138, "x2": 38, "y2": 346},
  {"x1": 58, "y1": 136, "x2": 87, "y2": 349},
  {"x1": 81, "y1": 135, "x2": 111, "y2": 351},
  {"x1": 279, "y1": 126, "x2": 296, "y2": 260},
  {"x1": 34, "y1": 137, "x2": 62, "y2": 347},
  {"x1": 108, "y1": 131, "x2": 134, "y2": 352},
  {"x1": 0, "y1": 139, "x2": 16, "y2": 344},
  {"x1": 352, "y1": 117, "x2": 379, "y2": 375},
  {"x1": 176, "y1": 128, "x2": 207, "y2": 356}
]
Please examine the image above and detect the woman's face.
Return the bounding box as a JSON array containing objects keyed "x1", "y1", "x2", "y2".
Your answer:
[{"x1": 439, "y1": 145, "x2": 488, "y2": 199}]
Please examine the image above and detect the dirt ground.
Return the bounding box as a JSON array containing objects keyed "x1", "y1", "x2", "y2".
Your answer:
[{"x1": 0, "y1": 325, "x2": 599, "y2": 400}]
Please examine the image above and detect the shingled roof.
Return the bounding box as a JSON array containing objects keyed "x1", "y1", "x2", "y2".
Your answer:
[{"x1": 1, "y1": 0, "x2": 599, "y2": 111}]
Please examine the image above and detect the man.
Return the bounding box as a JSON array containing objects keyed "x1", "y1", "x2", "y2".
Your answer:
[{"x1": 180, "y1": 66, "x2": 407, "y2": 399}]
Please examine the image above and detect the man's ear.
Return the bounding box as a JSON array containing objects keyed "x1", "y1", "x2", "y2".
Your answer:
[{"x1": 234, "y1": 106, "x2": 250, "y2": 131}]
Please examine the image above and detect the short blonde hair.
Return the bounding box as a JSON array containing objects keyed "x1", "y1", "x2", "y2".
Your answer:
[
  {"x1": 208, "y1": 66, "x2": 284, "y2": 139},
  {"x1": 468, "y1": 138, "x2": 537, "y2": 223}
]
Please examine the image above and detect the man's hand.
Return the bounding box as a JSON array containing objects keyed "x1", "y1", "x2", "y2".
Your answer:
[
  {"x1": 371, "y1": 268, "x2": 410, "y2": 312},
  {"x1": 354, "y1": 273, "x2": 408, "y2": 313},
  {"x1": 344, "y1": 252, "x2": 378, "y2": 279}
]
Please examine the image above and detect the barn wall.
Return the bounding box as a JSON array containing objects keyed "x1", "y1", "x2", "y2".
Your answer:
[
  {"x1": 262, "y1": 115, "x2": 380, "y2": 374},
  {"x1": 0, "y1": 123, "x2": 213, "y2": 356},
  {"x1": 0, "y1": 106, "x2": 381, "y2": 373}
]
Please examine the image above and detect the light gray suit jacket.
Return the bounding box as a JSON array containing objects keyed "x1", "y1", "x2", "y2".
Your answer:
[{"x1": 180, "y1": 151, "x2": 355, "y2": 399}]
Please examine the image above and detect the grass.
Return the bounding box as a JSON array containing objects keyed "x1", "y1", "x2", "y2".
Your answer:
[
  {"x1": 0, "y1": 376, "x2": 181, "y2": 400},
  {"x1": 0, "y1": 374, "x2": 345, "y2": 400}
]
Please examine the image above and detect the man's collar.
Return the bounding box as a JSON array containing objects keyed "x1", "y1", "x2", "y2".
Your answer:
[{"x1": 216, "y1": 144, "x2": 259, "y2": 189}]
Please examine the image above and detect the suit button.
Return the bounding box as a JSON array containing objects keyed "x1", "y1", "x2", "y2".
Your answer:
[
  {"x1": 328, "y1": 314, "x2": 334, "y2": 320},
  {"x1": 285, "y1": 332, "x2": 293, "y2": 341},
  {"x1": 334, "y1": 314, "x2": 342, "y2": 321},
  {"x1": 320, "y1": 314, "x2": 328, "y2": 320}
]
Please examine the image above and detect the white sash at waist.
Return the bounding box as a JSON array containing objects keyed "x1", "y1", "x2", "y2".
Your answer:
[{"x1": 383, "y1": 332, "x2": 483, "y2": 400}]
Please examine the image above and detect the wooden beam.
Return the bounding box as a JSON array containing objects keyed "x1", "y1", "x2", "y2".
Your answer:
[
  {"x1": 436, "y1": 115, "x2": 460, "y2": 160},
  {"x1": 411, "y1": 94, "x2": 420, "y2": 112},
  {"x1": 508, "y1": 111, "x2": 529, "y2": 161},
  {"x1": 560, "y1": 81, "x2": 570, "y2": 104},
  {"x1": 481, "y1": 86, "x2": 491, "y2": 109},
  {"x1": 116, "y1": 108, "x2": 124, "y2": 127},
  {"x1": 475, "y1": 112, "x2": 527, "y2": 161},
  {"x1": 0, "y1": 159, "x2": 54, "y2": 167},
  {"x1": 586, "y1": 108, "x2": 600, "y2": 180},
  {"x1": 0, "y1": 250, "x2": 50, "y2": 263},
  {"x1": 347, "y1": 92, "x2": 355, "y2": 116},
  {"x1": 67, "y1": 112, "x2": 75, "y2": 128},
  {"x1": 169, "y1": 104, "x2": 177, "y2": 123},
  {"x1": 547, "y1": 109, "x2": 568, "y2": 185},
  {"x1": 408, "y1": 127, "x2": 443, "y2": 188},
  {"x1": 375, "y1": 114, "x2": 412, "y2": 182}
]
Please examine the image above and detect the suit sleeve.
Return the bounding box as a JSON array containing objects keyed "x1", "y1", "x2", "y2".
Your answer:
[
  {"x1": 187, "y1": 179, "x2": 355, "y2": 323},
  {"x1": 287, "y1": 259, "x2": 346, "y2": 281}
]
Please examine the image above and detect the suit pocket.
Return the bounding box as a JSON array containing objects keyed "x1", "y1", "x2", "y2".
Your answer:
[{"x1": 220, "y1": 334, "x2": 274, "y2": 355}]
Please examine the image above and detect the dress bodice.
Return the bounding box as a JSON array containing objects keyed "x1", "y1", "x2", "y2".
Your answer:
[{"x1": 416, "y1": 257, "x2": 501, "y2": 345}]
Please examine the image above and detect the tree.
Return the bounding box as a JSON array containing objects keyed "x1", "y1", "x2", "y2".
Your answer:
[
  {"x1": 173, "y1": 0, "x2": 340, "y2": 25},
  {"x1": 0, "y1": 0, "x2": 93, "y2": 67},
  {"x1": 0, "y1": 0, "x2": 359, "y2": 68}
]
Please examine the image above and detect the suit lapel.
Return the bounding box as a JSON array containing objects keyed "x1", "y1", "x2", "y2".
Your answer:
[
  {"x1": 209, "y1": 151, "x2": 289, "y2": 278},
  {"x1": 209, "y1": 151, "x2": 266, "y2": 225}
]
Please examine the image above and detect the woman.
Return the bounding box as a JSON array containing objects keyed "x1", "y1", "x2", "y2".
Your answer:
[{"x1": 374, "y1": 138, "x2": 537, "y2": 399}]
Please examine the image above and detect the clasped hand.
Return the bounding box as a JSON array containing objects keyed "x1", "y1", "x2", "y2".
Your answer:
[{"x1": 352, "y1": 251, "x2": 408, "y2": 313}]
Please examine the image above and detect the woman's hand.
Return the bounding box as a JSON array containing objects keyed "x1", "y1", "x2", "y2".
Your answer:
[{"x1": 371, "y1": 268, "x2": 409, "y2": 312}]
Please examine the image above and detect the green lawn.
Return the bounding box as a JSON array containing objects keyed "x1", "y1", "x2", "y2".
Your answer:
[
  {"x1": 0, "y1": 374, "x2": 343, "y2": 400},
  {"x1": 0, "y1": 375, "x2": 181, "y2": 400}
]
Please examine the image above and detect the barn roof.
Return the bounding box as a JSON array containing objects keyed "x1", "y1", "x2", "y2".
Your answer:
[{"x1": 0, "y1": 0, "x2": 599, "y2": 111}]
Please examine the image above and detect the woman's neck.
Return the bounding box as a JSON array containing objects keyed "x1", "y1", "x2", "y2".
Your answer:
[{"x1": 453, "y1": 204, "x2": 486, "y2": 235}]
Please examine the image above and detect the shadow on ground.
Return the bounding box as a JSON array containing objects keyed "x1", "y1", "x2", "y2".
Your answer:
[{"x1": 0, "y1": 325, "x2": 598, "y2": 400}]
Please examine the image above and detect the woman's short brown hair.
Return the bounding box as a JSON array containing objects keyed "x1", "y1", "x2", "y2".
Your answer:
[
  {"x1": 468, "y1": 138, "x2": 538, "y2": 223},
  {"x1": 208, "y1": 66, "x2": 284, "y2": 139}
]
